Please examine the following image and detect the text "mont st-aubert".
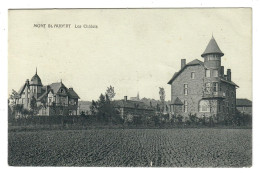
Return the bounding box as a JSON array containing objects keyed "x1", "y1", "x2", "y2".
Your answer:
[{"x1": 33, "y1": 24, "x2": 98, "y2": 29}]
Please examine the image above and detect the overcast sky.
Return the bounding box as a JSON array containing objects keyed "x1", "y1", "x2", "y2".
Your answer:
[{"x1": 8, "y1": 9, "x2": 252, "y2": 101}]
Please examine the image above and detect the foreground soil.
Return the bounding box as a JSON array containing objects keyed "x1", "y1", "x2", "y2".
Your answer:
[{"x1": 8, "y1": 129, "x2": 252, "y2": 167}]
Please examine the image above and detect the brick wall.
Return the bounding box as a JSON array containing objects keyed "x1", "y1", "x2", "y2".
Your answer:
[{"x1": 171, "y1": 65, "x2": 205, "y2": 117}]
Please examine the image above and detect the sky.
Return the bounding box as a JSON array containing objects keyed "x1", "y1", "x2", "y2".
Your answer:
[{"x1": 8, "y1": 8, "x2": 252, "y2": 101}]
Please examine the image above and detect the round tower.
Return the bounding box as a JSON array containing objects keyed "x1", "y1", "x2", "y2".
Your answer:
[
  {"x1": 201, "y1": 36, "x2": 224, "y2": 69},
  {"x1": 30, "y1": 68, "x2": 43, "y2": 98}
]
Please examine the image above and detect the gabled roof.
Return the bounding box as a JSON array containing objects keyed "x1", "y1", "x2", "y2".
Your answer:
[
  {"x1": 17, "y1": 83, "x2": 28, "y2": 95},
  {"x1": 49, "y1": 82, "x2": 66, "y2": 94},
  {"x1": 167, "y1": 59, "x2": 204, "y2": 84},
  {"x1": 113, "y1": 100, "x2": 153, "y2": 110},
  {"x1": 201, "y1": 36, "x2": 224, "y2": 57},
  {"x1": 220, "y1": 78, "x2": 239, "y2": 87},
  {"x1": 236, "y1": 99, "x2": 252, "y2": 107},
  {"x1": 68, "y1": 88, "x2": 80, "y2": 99},
  {"x1": 187, "y1": 59, "x2": 204, "y2": 66},
  {"x1": 37, "y1": 86, "x2": 49, "y2": 101},
  {"x1": 172, "y1": 97, "x2": 183, "y2": 105}
]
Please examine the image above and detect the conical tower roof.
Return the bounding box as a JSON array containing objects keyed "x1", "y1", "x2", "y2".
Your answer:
[
  {"x1": 30, "y1": 68, "x2": 43, "y2": 86},
  {"x1": 201, "y1": 36, "x2": 224, "y2": 57}
]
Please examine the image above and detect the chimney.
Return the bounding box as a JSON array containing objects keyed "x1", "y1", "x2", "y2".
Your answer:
[
  {"x1": 220, "y1": 66, "x2": 224, "y2": 77},
  {"x1": 181, "y1": 59, "x2": 186, "y2": 69},
  {"x1": 227, "y1": 69, "x2": 231, "y2": 81},
  {"x1": 224, "y1": 75, "x2": 227, "y2": 80},
  {"x1": 124, "y1": 96, "x2": 127, "y2": 101},
  {"x1": 26, "y1": 79, "x2": 29, "y2": 85},
  {"x1": 69, "y1": 87, "x2": 73, "y2": 90}
]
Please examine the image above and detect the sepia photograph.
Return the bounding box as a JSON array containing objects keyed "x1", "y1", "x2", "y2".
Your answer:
[{"x1": 7, "y1": 8, "x2": 252, "y2": 167}]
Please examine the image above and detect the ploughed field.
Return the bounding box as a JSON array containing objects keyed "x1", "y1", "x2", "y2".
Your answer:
[{"x1": 8, "y1": 129, "x2": 251, "y2": 167}]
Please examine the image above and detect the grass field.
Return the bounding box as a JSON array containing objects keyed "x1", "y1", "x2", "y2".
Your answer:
[{"x1": 8, "y1": 129, "x2": 252, "y2": 167}]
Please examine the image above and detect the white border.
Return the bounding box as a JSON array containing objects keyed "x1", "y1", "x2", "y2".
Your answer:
[{"x1": 1, "y1": 0, "x2": 259, "y2": 173}]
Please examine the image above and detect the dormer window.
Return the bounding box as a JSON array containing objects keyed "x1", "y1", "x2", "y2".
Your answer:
[{"x1": 60, "y1": 89, "x2": 63, "y2": 93}]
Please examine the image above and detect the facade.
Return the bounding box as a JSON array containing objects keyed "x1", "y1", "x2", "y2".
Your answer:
[
  {"x1": 236, "y1": 98, "x2": 252, "y2": 115},
  {"x1": 14, "y1": 70, "x2": 80, "y2": 116},
  {"x1": 113, "y1": 96, "x2": 155, "y2": 121},
  {"x1": 168, "y1": 36, "x2": 238, "y2": 120}
]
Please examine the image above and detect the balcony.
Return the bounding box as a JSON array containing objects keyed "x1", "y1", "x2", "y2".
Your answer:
[
  {"x1": 202, "y1": 91, "x2": 226, "y2": 99},
  {"x1": 47, "y1": 102, "x2": 77, "y2": 108}
]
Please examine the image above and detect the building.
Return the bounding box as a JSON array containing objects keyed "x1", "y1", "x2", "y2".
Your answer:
[
  {"x1": 130, "y1": 92, "x2": 140, "y2": 101},
  {"x1": 113, "y1": 96, "x2": 155, "y2": 121},
  {"x1": 14, "y1": 69, "x2": 80, "y2": 116},
  {"x1": 236, "y1": 98, "x2": 252, "y2": 115},
  {"x1": 167, "y1": 36, "x2": 238, "y2": 120}
]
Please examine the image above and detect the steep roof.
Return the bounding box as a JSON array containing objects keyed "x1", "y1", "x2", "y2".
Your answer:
[
  {"x1": 49, "y1": 82, "x2": 65, "y2": 94},
  {"x1": 167, "y1": 59, "x2": 204, "y2": 84},
  {"x1": 37, "y1": 86, "x2": 49, "y2": 101},
  {"x1": 17, "y1": 83, "x2": 27, "y2": 95},
  {"x1": 30, "y1": 73, "x2": 43, "y2": 86},
  {"x1": 68, "y1": 88, "x2": 80, "y2": 99},
  {"x1": 201, "y1": 36, "x2": 224, "y2": 57},
  {"x1": 220, "y1": 78, "x2": 239, "y2": 87},
  {"x1": 236, "y1": 99, "x2": 252, "y2": 107},
  {"x1": 48, "y1": 82, "x2": 80, "y2": 99}
]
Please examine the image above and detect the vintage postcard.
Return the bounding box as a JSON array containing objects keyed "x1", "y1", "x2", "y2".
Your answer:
[{"x1": 8, "y1": 9, "x2": 252, "y2": 167}]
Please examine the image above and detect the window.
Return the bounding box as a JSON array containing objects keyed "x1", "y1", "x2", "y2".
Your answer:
[
  {"x1": 212, "y1": 70, "x2": 218, "y2": 77},
  {"x1": 208, "y1": 54, "x2": 219, "y2": 61},
  {"x1": 213, "y1": 82, "x2": 219, "y2": 92},
  {"x1": 227, "y1": 102, "x2": 229, "y2": 112},
  {"x1": 184, "y1": 84, "x2": 188, "y2": 95},
  {"x1": 199, "y1": 100, "x2": 210, "y2": 112},
  {"x1": 206, "y1": 69, "x2": 211, "y2": 77},
  {"x1": 205, "y1": 83, "x2": 211, "y2": 93},
  {"x1": 191, "y1": 72, "x2": 195, "y2": 79},
  {"x1": 184, "y1": 100, "x2": 188, "y2": 112}
]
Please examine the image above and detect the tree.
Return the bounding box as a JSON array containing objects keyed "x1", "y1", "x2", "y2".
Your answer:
[
  {"x1": 159, "y1": 87, "x2": 166, "y2": 114},
  {"x1": 9, "y1": 89, "x2": 18, "y2": 106},
  {"x1": 12, "y1": 104, "x2": 23, "y2": 119},
  {"x1": 105, "y1": 85, "x2": 116, "y2": 101},
  {"x1": 159, "y1": 87, "x2": 165, "y2": 104},
  {"x1": 90, "y1": 100, "x2": 98, "y2": 116},
  {"x1": 30, "y1": 95, "x2": 38, "y2": 116}
]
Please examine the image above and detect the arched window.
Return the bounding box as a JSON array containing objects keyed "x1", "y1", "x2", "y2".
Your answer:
[{"x1": 199, "y1": 100, "x2": 210, "y2": 112}]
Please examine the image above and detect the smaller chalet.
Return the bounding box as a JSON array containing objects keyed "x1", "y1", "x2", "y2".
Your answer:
[
  {"x1": 113, "y1": 96, "x2": 155, "y2": 119},
  {"x1": 236, "y1": 99, "x2": 252, "y2": 115}
]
